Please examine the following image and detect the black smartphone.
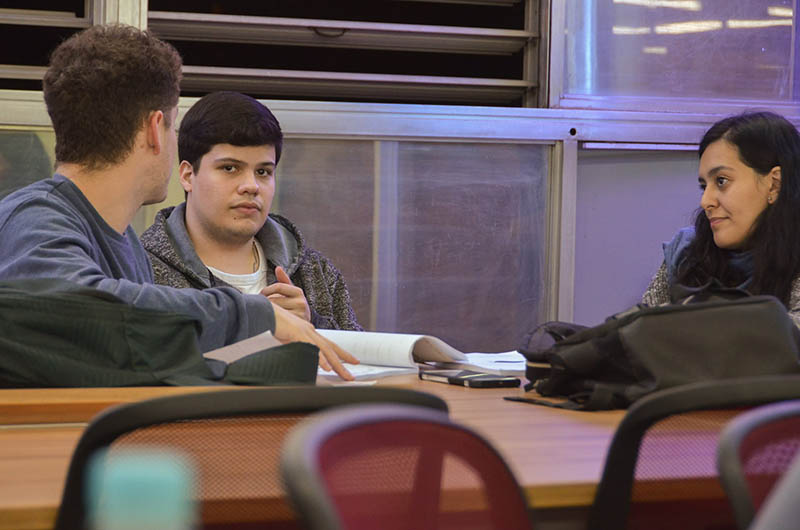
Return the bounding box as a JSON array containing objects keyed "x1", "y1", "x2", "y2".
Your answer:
[{"x1": 419, "y1": 369, "x2": 520, "y2": 388}]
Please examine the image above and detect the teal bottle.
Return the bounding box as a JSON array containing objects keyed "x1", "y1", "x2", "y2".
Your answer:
[{"x1": 86, "y1": 448, "x2": 196, "y2": 530}]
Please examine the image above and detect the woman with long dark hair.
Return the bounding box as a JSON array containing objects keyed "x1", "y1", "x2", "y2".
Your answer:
[{"x1": 642, "y1": 111, "x2": 800, "y2": 322}]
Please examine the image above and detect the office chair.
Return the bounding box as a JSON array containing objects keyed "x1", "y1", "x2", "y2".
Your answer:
[
  {"x1": 54, "y1": 386, "x2": 447, "y2": 530},
  {"x1": 587, "y1": 375, "x2": 800, "y2": 530},
  {"x1": 717, "y1": 399, "x2": 800, "y2": 529},
  {"x1": 280, "y1": 403, "x2": 533, "y2": 530}
]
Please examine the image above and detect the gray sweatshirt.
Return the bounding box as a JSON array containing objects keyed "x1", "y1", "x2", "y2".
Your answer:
[{"x1": 140, "y1": 204, "x2": 362, "y2": 331}]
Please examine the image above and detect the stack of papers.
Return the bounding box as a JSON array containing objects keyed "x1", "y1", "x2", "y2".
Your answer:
[{"x1": 315, "y1": 330, "x2": 526, "y2": 381}]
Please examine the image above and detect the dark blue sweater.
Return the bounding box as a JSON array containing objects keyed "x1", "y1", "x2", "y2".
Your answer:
[{"x1": 0, "y1": 174, "x2": 274, "y2": 351}]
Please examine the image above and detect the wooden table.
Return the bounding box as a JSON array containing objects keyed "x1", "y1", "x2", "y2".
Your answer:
[{"x1": 0, "y1": 378, "x2": 624, "y2": 530}]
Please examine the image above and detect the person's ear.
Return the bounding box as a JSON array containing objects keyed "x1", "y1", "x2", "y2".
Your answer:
[
  {"x1": 768, "y1": 166, "x2": 782, "y2": 204},
  {"x1": 146, "y1": 110, "x2": 165, "y2": 155},
  {"x1": 178, "y1": 160, "x2": 194, "y2": 194}
]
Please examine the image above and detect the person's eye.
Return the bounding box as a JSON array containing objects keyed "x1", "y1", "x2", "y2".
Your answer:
[
  {"x1": 220, "y1": 164, "x2": 237, "y2": 173},
  {"x1": 716, "y1": 176, "x2": 728, "y2": 188},
  {"x1": 699, "y1": 182, "x2": 706, "y2": 192},
  {"x1": 256, "y1": 168, "x2": 274, "y2": 177}
]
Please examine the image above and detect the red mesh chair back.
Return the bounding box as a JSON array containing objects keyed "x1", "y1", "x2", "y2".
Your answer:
[
  {"x1": 281, "y1": 403, "x2": 533, "y2": 530},
  {"x1": 54, "y1": 386, "x2": 447, "y2": 530},
  {"x1": 748, "y1": 452, "x2": 800, "y2": 530},
  {"x1": 717, "y1": 399, "x2": 800, "y2": 529},
  {"x1": 628, "y1": 409, "x2": 741, "y2": 529},
  {"x1": 588, "y1": 375, "x2": 800, "y2": 530}
]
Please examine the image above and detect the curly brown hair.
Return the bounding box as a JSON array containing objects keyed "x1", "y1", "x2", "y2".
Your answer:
[{"x1": 43, "y1": 24, "x2": 183, "y2": 170}]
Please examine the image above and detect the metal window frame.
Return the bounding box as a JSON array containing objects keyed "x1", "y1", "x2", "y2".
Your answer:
[
  {"x1": 148, "y1": 11, "x2": 536, "y2": 55},
  {"x1": 0, "y1": 0, "x2": 145, "y2": 27}
]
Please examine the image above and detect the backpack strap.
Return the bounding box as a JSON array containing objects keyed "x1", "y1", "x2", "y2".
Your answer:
[
  {"x1": 519, "y1": 321, "x2": 588, "y2": 355},
  {"x1": 505, "y1": 384, "x2": 628, "y2": 411},
  {"x1": 669, "y1": 278, "x2": 751, "y2": 304}
]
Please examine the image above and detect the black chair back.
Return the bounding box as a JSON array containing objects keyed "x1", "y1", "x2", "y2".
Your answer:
[
  {"x1": 55, "y1": 386, "x2": 447, "y2": 530},
  {"x1": 588, "y1": 375, "x2": 800, "y2": 530}
]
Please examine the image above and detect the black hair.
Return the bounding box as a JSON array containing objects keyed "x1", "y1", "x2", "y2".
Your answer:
[
  {"x1": 178, "y1": 91, "x2": 283, "y2": 170},
  {"x1": 677, "y1": 111, "x2": 800, "y2": 305}
]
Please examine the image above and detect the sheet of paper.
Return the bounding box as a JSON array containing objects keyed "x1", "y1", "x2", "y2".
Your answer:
[
  {"x1": 317, "y1": 329, "x2": 466, "y2": 366},
  {"x1": 433, "y1": 351, "x2": 526, "y2": 375},
  {"x1": 317, "y1": 379, "x2": 378, "y2": 387},
  {"x1": 463, "y1": 351, "x2": 526, "y2": 374},
  {"x1": 317, "y1": 330, "x2": 419, "y2": 367},
  {"x1": 317, "y1": 363, "x2": 418, "y2": 380},
  {"x1": 202, "y1": 331, "x2": 281, "y2": 364},
  {"x1": 413, "y1": 336, "x2": 467, "y2": 362}
]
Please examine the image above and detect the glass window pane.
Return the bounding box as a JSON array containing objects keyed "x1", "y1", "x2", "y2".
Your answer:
[
  {"x1": 0, "y1": 129, "x2": 54, "y2": 199},
  {"x1": 565, "y1": 1, "x2": 798, "y2": 101},
  {"x1": 275, "y1": 139, "x2": 549, "y2": 352},
  {"x1": 394, "y1": 142, "x2": 548, "y2": 352},
  {"x1": 573, "y1": 148, "x2": 700, "y2": 326},
  {"x1": 273, "y1": 139, "x2": 376, "y2": 333}
]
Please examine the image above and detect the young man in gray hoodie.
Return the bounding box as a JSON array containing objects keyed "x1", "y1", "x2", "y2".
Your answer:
[{"x1": 140, "y1": 91, "x2": 362, "y2": 332}]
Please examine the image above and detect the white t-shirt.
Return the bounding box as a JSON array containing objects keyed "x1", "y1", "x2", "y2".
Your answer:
[{"x1": 205, "y1": 240, "x2": 268, "y2": 295}]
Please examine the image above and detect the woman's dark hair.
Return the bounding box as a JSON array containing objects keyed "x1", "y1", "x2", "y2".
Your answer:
[
  {"x1": 178, "y1": 91, "x2": 283, "y2": 171},
  {"x1": 677, "y1": 111, "x2": 800, "y2": 305}
]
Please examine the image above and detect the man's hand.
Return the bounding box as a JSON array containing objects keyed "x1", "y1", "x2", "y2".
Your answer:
[
  {"x1": 260, "y1": 266, "x2": 312, "y2": 322},
  {"x1": 269, "y1": 300, "x2": 359, "y2": 381}
]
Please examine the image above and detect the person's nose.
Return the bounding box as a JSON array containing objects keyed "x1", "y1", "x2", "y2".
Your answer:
[
  {"x1": 238, "y1": 172, "x2": 260, "y2": 195},
  {"x1": 700, "y1": 186, "x2": 716, "y2": 214}
]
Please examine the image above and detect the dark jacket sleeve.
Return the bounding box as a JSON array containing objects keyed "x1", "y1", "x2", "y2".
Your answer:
[
  {"x1": 0, "y1": 199, "x2": 275, "y2": 352},
  {"x1": 641, "y1": 261, "x2": 670, "y2": 307}
]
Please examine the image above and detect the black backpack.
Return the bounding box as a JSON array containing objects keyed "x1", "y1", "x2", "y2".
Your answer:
[
  {"x1": 0, "y1": 278, "x2": 319, "y2": 388},
  {"x1": 509, "y1": 286, "x2": 800, "y2": 410}
]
